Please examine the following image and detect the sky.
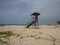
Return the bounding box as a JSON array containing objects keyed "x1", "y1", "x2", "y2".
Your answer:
[{"x1": 0, "y1": 0, "x2": 60, "y2": 25}]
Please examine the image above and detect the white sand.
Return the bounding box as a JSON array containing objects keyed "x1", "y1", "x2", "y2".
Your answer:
[{"x1": 0, "y1": 25, "x2": 60, "y2": 45}]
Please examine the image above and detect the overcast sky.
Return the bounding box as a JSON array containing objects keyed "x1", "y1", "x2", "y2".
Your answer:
[{"x1": 0, "y1": 0, "x2": 60, "y2": 24}]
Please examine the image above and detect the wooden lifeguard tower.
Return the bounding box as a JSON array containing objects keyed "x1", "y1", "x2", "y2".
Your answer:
[{"x1": 26, "y1": 12, "x2": 40, "y2": 29}]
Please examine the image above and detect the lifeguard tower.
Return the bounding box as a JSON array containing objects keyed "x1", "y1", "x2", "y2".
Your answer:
[{"x1": 26, "y1": 12, "x2": 40, "y2": 29}]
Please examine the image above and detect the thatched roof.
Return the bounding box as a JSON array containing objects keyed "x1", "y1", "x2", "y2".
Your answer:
[{"x1": 31, "y1": 12, "x2": 40, "y2": 16}]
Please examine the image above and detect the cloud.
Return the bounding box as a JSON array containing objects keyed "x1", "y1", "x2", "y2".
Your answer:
[
  {"x1": 0, "y1": 0, "x2": 60, "y2": 24},
  {"x1": 20, "y1": 0, "x2": 50, "y2": 7}
]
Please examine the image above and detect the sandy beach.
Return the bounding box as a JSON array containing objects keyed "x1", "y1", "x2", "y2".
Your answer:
[{"x1": 0, "y1": 25, "x2": 60, "y2": 45}]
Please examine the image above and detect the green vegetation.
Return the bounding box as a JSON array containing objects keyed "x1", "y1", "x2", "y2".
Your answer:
[
  {"x1": 19, "y1": 32, "x2": 60, "y2": 45},
  {"x1": 0, "y1": 31, "x2": 16, "y2": 45},
  {"x1": 57, "y1": 21, "x2": 60, "y2": 24},
  {"x1": 0, "y1": 31, "x2": 60, "y2": 45},
  {"x1": 47, "y1": 21, "x2": 60, "y2": 25}
]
